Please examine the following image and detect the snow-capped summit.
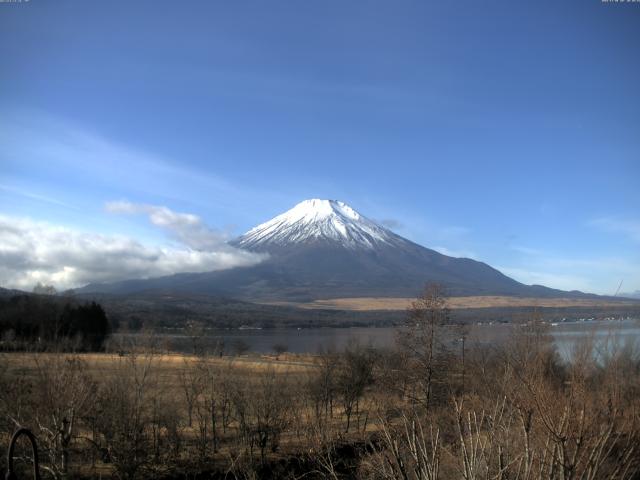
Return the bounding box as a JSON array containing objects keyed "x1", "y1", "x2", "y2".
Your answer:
[{"x1": 236, "y1": 199, "x2": 397, "y2": 250}]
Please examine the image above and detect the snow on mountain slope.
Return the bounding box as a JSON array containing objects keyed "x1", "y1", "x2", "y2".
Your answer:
[{"x1": 236, "y1": 199, "x2": 399, "y2": 250}]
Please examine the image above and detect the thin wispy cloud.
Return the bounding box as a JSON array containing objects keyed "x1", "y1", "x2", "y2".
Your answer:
[
  {"x1": 438, "y1": 226, "x2": 471, "y2": 238},
  {"x1": 106, "y1": 200, "x2": 234, "y2": 251},
  {"x1": 0, "y1": 184, "x2": 77, "y2": 210},
  {"x1": 378, "y1": 218, "x2": 403, "y2": 230},
  {"x1": 0, "y1": 109, "x2": 292, "y2": 217},
  {"x1": 432, "y1": 246, "x2": 477, "y2": 260},
  {"x1": 500, "y1": 244, "x2": 640, "y2": 294},
  {"x1": 510, "y1": 245, "x2": 633, "y2": 271},
  {"x1": 496, "y1": 266, "x2": 591, "y2": 292},
  {"x1": 589, "y1": 217, "x2": 640, "y2": 243},
  {"x1": 510, "y1": 245, "x2": 544, "y2": 256}
]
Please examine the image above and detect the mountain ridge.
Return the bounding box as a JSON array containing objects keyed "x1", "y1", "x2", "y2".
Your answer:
[{"x1": 79, "y1": 199, "x2": 598, "y2": 301}]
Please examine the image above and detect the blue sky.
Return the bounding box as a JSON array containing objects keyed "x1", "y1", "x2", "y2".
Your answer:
[{"x1": 1, "y1": 0, "x2": 639, "y2": 294}]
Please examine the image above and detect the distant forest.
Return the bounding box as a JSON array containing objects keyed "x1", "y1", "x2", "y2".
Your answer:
[
  {"x1": 1, "y1": 289, "x2": 640, "y2": 351},
  {"x1": 0, "y1": 294, "x2": 114, "y2": 350}
]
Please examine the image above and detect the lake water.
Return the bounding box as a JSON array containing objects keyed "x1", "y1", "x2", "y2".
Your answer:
[
  {"x1": 549, "y1": 319, "x2": 640, "y2": 361},
  {"x1": 129, "y1": 318, "x2": 640, "y2": 361}
]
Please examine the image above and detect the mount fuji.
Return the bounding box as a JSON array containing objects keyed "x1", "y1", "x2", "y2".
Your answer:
[{"x1": 80, "y1": 199, "x2": 582, "y2": 301}]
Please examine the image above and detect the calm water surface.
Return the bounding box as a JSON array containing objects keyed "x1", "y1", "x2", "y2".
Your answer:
[{"x1": 139, "y1": 318, "x2": 640, "y2": 360}]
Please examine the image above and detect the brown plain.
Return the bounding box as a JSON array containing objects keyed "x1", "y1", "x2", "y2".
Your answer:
[{"x1": 263, "y1": 295, "x2": 639, "y2": 311}]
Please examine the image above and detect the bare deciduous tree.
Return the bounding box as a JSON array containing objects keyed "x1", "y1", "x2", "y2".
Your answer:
[
  {"x1": 93, "y1": 352, "x2": 156, "y2": 480},
  {"x1": 178, "y1": 358, "x2": 202, "y2": 428},
  {"x1": 336, "y1": 343, "x2": 375, "y2": 433},
  {"x1": 32, "y1": 354, "x2": 95, "y2": 478},
  {"x1": 230, "y1": 369, "x2": 292, "y2": 464},
  {"x1": 397, "y1": 283, "x2": 450, "y2": 409}
]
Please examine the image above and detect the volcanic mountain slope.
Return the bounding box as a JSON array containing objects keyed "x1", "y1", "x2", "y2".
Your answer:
[{"x1": 80, "y1": 199, "x2": 588, "y2": 301}]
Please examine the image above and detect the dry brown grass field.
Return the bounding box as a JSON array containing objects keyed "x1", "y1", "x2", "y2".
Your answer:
[
  {"x1": 265, "y1": 295, "x2": 640, "y2": 311},
  {"x1": 1, "y1": 351, "x2": 317, "y2": 380}
]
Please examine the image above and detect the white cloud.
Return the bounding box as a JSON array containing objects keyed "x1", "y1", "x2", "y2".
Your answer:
[
  {"x1": 105, "y1": 201, "x2": 230, "y2": 251},
  {"x1": 0, "y1": 213, "x2": 266, "y2": 291}
]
